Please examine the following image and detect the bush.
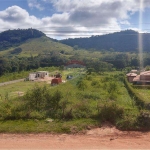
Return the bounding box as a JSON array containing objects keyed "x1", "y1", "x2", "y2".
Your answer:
[
  {"x1": 98, "y1": 102, "x2": 124, "y2": 124},
  {"x1": 72, "y1": 101, "x2": 93, "y2": 119},
  {"x1": 137, "y1": 110, "x2": 150, "y2": 128},
  {"x1": 0, "y1": 85, "x2": 63, "y2": 120},
  {"x1": 124, "y1": 77, "x2": 145, "y2": 108},
  {"x1": 116, "y1": 115, "x2": 138, "y2": 130},
  {"x1": 91, "y1": 80, "x2": 101, "y2": 88},
  {"x1": 76, "y1": 79, "x2": 87, "y2": 91},
  {"x1": 29, "y1": 111, "x2": 46, "y2": 119},
  {"x1": 0, "y1": 100, "x2": 28, "y2": 120},
  {"x1": 24, "y1": 85, "x2": 63, "y2": 118}
]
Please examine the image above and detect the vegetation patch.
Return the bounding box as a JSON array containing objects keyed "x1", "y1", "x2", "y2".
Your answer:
[{"x1": 0, "y1": 70, "x2": 143, "y2": 132}]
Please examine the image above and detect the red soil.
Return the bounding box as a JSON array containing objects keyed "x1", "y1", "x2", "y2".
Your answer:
[{"x1": 0, "y1": 126, "x2": 150, "y2": 149}]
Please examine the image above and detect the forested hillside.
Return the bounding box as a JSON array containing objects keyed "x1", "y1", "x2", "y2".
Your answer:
[
  {"x1": 2, "y1": 28, "x2": 150, "y2": 76},
  {"x1": 60, "y1": 30, "x2": 150, "y2": 52},
  {"x1": 0, "y1": 29, "x2": 74, "y2": 76},
  {"x1": 0, "y1": 29, "x2": 45, "y2": 50}
]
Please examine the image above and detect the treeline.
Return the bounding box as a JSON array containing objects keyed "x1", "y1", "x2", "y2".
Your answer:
[
  {"x1": 0, "y1": 52, "x2": 67, "y2": 76},
  {"x1": 61, "y1": 30, "x2": 150, "y2": 52},
  {"x1": 0, "y1": 29, "x2": 45, "y2": 50},
  {"x1": 2, "y1": 52, "x2": 150, "y2": 76},
  {"x1": 2, "y1": 48, "x2": 150, "y2": 76}
]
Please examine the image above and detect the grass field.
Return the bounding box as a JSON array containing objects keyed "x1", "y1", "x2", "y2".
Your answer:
[
  {"x1": 0, "y1": 36, "x2": 74, "y2": 57},
  {"x1": 0, "y1": 70, "x2": 142, "y2": 132},
  {"x1": 0, "y1": 67, "x2": 58, "y2": 83},
  {"x1": 133, "y1": 88, "x2": 150, "y2": 103},
  {"x1": 0, "y1": 68, "x2": 83, "y2": 99},
  {"x1": 0, "y1": 119, "x2": 97, "y2": 133}
]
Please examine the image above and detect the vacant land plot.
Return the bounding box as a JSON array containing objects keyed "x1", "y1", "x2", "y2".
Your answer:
[{"x1": 0, "y1": 71, "x2": 141, "y2": 132}]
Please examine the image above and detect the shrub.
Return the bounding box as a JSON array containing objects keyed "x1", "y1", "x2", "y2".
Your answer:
[
  {"x1": 0, "y1": 85, "x2": 63, "y2": 120},
  {"x1": 86, "y1": 75, "x2": 92, "y2": 81},
  {"x1": 29, "y1": 111, "x2": 46, "y2": 119},
  {"x1": 91, "y1": 80, "x2": 101, "y2": 88},
  {"x1": 124, "y1": 77, "x2": 145, "y2": 108},
  {"x1": 116, "y1": 115, "x2": 138, "y2": 130},
  {"x1": 72, "y1": 101, "x2": 93, "y2": 119},
  {"x1": 76, "y1": 79, "x2": 87, "y2": 91},
  {"x1": 98, "y1": 102, "x2": 124, "y2": 124},
  {"x1": 137, "y1": 110, "x2": 150, "y2": 128}
]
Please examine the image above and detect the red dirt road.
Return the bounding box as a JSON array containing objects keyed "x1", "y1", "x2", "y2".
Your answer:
[{"x1": 0, "y1": 127, "x2": 150, "y2": 149}]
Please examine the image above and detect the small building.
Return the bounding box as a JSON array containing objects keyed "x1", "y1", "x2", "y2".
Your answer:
[
  {"x1": 126, "y1": 73, "x2": 137, "y2": 82},
  {"x1": 65, "y1": 60, "x2": 86, "y2": 69},
  {"x1": 140, "y1": 71, "x2": 150, "y2": 81},
  {"x1": 133, "y1": 71, "x2": 150, "y2": 85},
  {"x1": 28, "y1": 71, "x2": 49, "y2": 81},
  {"x1": 29, "y1": 73, "x2": 37, "y2": 81},
  {"x1": 36, "y1": 71, "x2": 49, "y2": 78}
]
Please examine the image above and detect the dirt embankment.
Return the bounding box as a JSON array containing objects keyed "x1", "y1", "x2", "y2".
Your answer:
[{"x1": 0, "y1": 125, "x2": 150, "y2": 149}]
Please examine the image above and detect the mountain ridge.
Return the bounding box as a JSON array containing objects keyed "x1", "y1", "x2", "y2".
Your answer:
[{"x1": 60, "y1": 30, "x2": 150, "y2": 52}]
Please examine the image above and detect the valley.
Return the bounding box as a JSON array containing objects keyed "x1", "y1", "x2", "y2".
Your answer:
[{"x1": 0, "y1": 29, "x2": 150, "y2": 135}]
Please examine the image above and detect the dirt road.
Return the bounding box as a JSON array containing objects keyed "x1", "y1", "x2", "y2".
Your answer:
[
  {"x1": 0, "y1": 79, "x2": 24, "y2": 86},
  {"x1": 0, "y1": 127, "x2": 150, "y2": 149}
]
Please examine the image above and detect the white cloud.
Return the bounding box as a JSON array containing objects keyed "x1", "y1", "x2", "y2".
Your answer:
[
  {"x1": 0, "y1": 6, "x2": 42, "y2": 30},
  {"x1": 1, "y1": 0, "x2": 150, "y2": 39},
  {"x1": 28, "y1": 0, "x2": 44, "y2": 10},
  {"x1": 120, "y1": 20, "x2": 130, "y2": 25}
]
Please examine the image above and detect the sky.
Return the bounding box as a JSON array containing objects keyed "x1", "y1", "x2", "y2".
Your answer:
[{"x1": 0, "y1": 0, "x2": 150, "y2": 39}]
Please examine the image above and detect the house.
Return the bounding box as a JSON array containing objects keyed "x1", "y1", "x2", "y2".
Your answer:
[
  {"x1": 133, "y1": 71, "x2": 150, "y2": 85},
  {"x1": 126, "y1": 73, "x2": 137, "y2": 82},
  {"x1": 28, "y1": 71, "x2": 49, "y2": 81},
  {"x1": 65, "y1": 60, "x2": 86, "y2": 69},
  {"x1": 29, "y1": 73, "x2": 37, "y2": 81},
  {"x1": 36, "y1": 71, "x2": 49, "y2": 78}
]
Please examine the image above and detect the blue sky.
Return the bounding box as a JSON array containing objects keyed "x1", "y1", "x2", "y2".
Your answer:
[{"x1": 0, "y1": 0, "x2": 150, "y2": 39}]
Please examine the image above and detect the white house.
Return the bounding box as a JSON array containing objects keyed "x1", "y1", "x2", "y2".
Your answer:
[{"x1": 29, "y1": 71, "x2": 49, "y2": 81}]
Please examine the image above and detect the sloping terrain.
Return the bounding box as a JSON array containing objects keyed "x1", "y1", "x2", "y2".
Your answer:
[
  {"x1": 0, "y1": 36, "x2": 74, "y2": 57},
  {"x1": 0, "y1": 29, "x2": 45, "y2": 51},
  {"x1": 61, "y1": 30, "x2": 150, "y2": 52}
]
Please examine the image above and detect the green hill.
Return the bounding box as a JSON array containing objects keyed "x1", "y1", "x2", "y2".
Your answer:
[
  {"x1": 0, "y1": 35, "x2": 73, "y2": 57},
  {"x1": 0, "y1": 29, "x2": 74, "y2": 76},
  {"x1": 60, "y1": 30, "x2": 150, "y2": 52},
  {"x1": 0, "y1": 29, "x2": 46, "y2": 51}
]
